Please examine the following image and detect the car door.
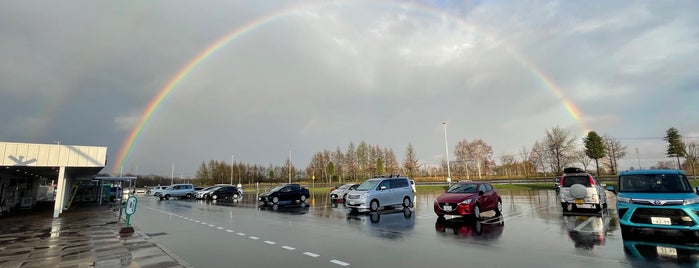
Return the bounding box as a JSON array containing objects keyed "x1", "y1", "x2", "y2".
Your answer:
[
  {"x1": 374, "y1": 180, "x2": 392, "y2": 205},
  {"x1": 477, "y1": 184, "x2": 491, "y2": 210},
  {"x1": 278, "y1": 186, "x2": 294, "y2": 202}
]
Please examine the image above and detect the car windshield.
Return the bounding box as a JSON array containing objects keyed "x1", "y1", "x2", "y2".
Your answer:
[
  {"x1": 446, "y1": 183, "x2": 478, "y2": 193},
  {"x1": 619, "y1": 174, "x2": 693, "y2": 193},
  {"x1": 338, "y1": 184, "x2": 351, "y2": 190},
  {"x1": 356, "y1": 179, "x2": 380, "y2": 191}
]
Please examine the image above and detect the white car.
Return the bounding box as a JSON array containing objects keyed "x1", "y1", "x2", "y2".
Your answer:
[
  {"x1": 150, "y1": 186, "x2": 169, "y2": 197},
  {"x1": 346, "y1": 175, "x2": 415, "y2": 213}
]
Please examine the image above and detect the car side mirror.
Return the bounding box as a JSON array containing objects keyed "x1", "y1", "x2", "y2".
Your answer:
[
  {"x1": 606, "y1": 186, "x2": 615, "y2": 194},
  {"x1": 695, "y1": 186, "x2": 699, "y2": 194},
  {"x1": 380, "y1": 186, "x2": 387, "y2": 191},
  {"x1": 478, "y1": 190, "x2": 484, "y2": 196}
]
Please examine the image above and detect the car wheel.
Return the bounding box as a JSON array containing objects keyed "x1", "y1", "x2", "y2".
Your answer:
[
  {"x1": 495, "y1": 199, "x2": 503, "y2": 216},
  {"x1": 301, "y1": 195, "x2": 307, "y2": 203},
  {"x1": 402, "y1": 197, "x2": 412, "y2": 208},
  {"x1": 165, "y1": 194, "x2": 171, "y2": 200},
  {"x1": 186, "y1": 193, "x2": 193, "y2": 199},
  {"x1": 472, "y1": 204, "x2": 481, "y2": 219},
  {"x1": 212, "y1": 194, "x2": 218, "y2": 200},
  {"x1": 272, "y1": 197, "x2": 279, "y2": 204},
  {"x1": 370, "y1": 199, "x2": 379, "y2": 212}
]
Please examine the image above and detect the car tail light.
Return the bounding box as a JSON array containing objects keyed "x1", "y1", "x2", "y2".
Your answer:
[
  {"x1": 559, "y1": 176, "x2": 565, "y2": 187},
  {"x1": 588, "y1": 176, "x2": 595, "y2": 186}
]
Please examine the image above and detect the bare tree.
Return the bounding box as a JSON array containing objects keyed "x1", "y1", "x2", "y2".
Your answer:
[
  {"x1": 573, "y1": 149, "x2": 592, "y2": 172},
  {"x1": 500, "y1": 154, "x2": 516, "y2": 179},
  {"x1": 454, "y1": 139, "x2": 471, "y2": 179},
  {"x1": 530, "y1": 141, "x2": 547, "y2": 176},
  {"x1": 685, "y1": 141, "x2": 698, "y2": 177},
  {"x1": 469, "y1": 139, "x2": 494, "y2": 179},
  {"x1": 403, "y1": 143, "x2": 420, "y2": 178},
  {"x1": 602, "y1": 135, "x2": 627, "y2": 175},
  {"x1": 518, "y1": 146, "x2": 531, "y2": 177},
  {"x1": 544, "y1": 126, "x2": 578, "y2": 174}
]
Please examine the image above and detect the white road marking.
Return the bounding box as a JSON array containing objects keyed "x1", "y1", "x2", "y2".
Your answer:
[
  {"x1": 304, "y1": 252, "x2": 320, "y2": 257},
  {"x1": 249, "y1": 236, "x2": 259, "y2": 240},
  {"x1": 264, "y1": 241, "x2": 276, "y2": 245},
  {"x1": 330, "y1": 260, "x2": 350, "y2": 266},
  {"x1": 282, "y1": 246, "x2": 295, "y2": 250},
  {"x1": 216, "y1": 227, "x2": 224, "y2": 230},
  {"x1": 194, "y1": 220, "x2": 200, "y2": 223},
  {"x1": 237, "y1": 233, "x2": 246, "y2": 236},
  {"x1": 208, "y1": 224, "x2": 215, "y2": 227},
  {"x1": 226, "y1": 230, "x2": 234, "y2": 233}
]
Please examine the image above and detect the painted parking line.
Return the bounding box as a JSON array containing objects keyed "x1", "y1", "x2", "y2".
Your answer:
[
  {"x1": 264, "y1": 241, "x2": 276, "y2": 245},
  {"x1": 330, "y1": 259, "x2": 350, "y2": 266},
  {"x1": 249, "y1": 236, "x2": 259, "y2": 240},
  {"x1": 304, "y1": 252, "x2": 320, "y2": 257},
  {"x1": 216, "y1": 227, "x2": 224, "y2": 230},
  {"x1": 282, "y1": 246, "x2": 295, "y2": 251},
  {"x1": 237, "y1": 233, "x2": 246, "y2": 236},
  {"x1": 226, "y1": 230, "x2": 234, "y2": 233},
  {"x1": 208, "y1": 224, "x2": 215, "y2": 227}
]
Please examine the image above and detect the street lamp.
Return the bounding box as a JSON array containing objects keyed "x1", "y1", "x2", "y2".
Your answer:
[
  {"x1": 443, "y1": 122, "x2": 452, "y2": 185},
  {"x1": 231, "y1": 155, "x2": 234, "y2": 185}
]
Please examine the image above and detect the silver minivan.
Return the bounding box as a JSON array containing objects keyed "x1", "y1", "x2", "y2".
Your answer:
[{"x1": 346, "y1": 175, "x2": 414, "y2": 213}]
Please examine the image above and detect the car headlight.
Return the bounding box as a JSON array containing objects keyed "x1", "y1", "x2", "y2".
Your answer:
[
  {"x1": 684, "y1": 198, "x2": 699, "y2": 205},
  {"x1": 459, "y1": 199, "x2": 472, "y2": 205},
  {"x1": 360, "y1": 193, "x2": 368, "y2": 199},
  {"x1": 617, "y1": 197, "x2": 631, "y2": 203}
]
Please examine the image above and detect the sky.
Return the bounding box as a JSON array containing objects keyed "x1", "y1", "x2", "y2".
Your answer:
[{"x1": 1, "y1": 0, "x2": 698, "y2": 177}]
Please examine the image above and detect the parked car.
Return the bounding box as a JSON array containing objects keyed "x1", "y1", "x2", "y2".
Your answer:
[
  {"x1": 433, "y1": 181, "x2": 502, "y2": 220},
  {"x1": 258, "y1": 184, "x2": 310, "y2": 206},
  {"x1": 345, "y1": 175, "x2": 414, "y2": 213},
  {"x1": 150, "y1": 186, "x2": 169, "y2": 197},
  {"x1": 135, "y1": 188, "x2": 146, "y2": 194},
  {"x1": 159, "y1": 184, "x2": 196, "y2": 200},
  {"x1": 196, "y1": 186, "x2": 220, "y2": 199},
  {"x1": 207, "y1": 186, "x2": 242, "y2": 200},
  {"x1": 559, "y1": 168, "x2": 607, "y2": 212},
  {"x1": 607, "y1": 169, "x2": 699, "y2": 239},
  {"x1": 330, "y1": 183, "x2": 360, "y2": 203}
]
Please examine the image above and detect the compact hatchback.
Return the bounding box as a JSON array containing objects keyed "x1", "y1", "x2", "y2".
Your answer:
[
  {"x1": 607, "y1": 169, "x2": 699, "y2": 239},
  {"x1": 345, "y1": 175, "x2": 414, "y2": 213},
  {"x1": 559, "y1": 170, "x2": 607, "y2": 212},
  {"x1": 330, "y1": 183, "x2": 360, "y2": 203},
  {"x1": 434, "y1": 181, "x2": 502, "y2": 220}
]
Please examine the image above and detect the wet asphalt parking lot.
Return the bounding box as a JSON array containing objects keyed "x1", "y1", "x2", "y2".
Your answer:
[{"x1": 129, "y1": 188, "x2": 699, "y2": 267}]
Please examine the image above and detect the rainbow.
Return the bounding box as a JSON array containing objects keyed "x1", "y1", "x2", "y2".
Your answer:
[{"x1": 111, "y1": 1, "x2": 588, "y2": 174}]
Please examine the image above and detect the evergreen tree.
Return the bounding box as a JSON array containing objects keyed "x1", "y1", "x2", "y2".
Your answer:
[
  {"x1": 583, "y1": 131, "x2": 605, "y2": 176},
  {"x1": 664, "y1": 127, "x2": 686, "y2": 169}
]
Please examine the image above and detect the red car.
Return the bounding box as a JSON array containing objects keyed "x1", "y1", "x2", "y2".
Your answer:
[{"x1": 434, "y1": 181, "x2": 502, "y2": 219}]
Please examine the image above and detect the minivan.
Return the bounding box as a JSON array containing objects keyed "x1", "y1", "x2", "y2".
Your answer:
[{"x1": 345, "y1": 175, "x2": 414, "y2": 213}]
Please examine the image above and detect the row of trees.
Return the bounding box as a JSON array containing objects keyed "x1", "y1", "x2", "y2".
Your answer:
[{"x1": 184, "y1": 126, "x2": 697, "y2": 185}]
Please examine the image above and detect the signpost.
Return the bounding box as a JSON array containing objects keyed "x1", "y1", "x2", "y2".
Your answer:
[{"x1": 120, "y1": 195, "x2": 137, "y2": 236}]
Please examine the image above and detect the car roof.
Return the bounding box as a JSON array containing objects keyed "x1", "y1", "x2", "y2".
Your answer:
[{"x1": 619, "y1": 169, "x2": 686, "y2": 176}]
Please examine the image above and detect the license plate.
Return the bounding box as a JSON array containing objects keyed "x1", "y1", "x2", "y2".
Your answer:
[
  {"x1": 651, "y1": 217, "x2": 672, "y2": 225},
  {"x1": 574, "y1": 199, "x2": 584, "y2": 204},
  {"x1": 443, "y1": 205, "x2": 452, "y2": 211},
  {"x1": 657, "y1": 246, "x2": 678, "y2": 258}
]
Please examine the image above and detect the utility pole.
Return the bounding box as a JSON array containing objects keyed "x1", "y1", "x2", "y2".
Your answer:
[{"x1": 443, "y1": 122, "x2": 452, "y2": 185}]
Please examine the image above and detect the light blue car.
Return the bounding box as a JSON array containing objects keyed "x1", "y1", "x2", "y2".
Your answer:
[{"x1": 607, "y1": 169, "x2": 699, "y2": 239}]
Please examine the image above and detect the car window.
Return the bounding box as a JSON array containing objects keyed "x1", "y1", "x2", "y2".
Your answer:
[
  {"x1": 390, "y1": 179, "x2": 408, "y2": 189},
  {"x1": 478, "y1": 184, "x2": 487, "y2": 192},
  {"x1": 281, "y1": 187, "x2": 291, "y2": 193},
  {"x1": 484, "y1": 184, "x2": 493, "y2": 191},
  {"x1": 562, "y1": 175, "x2": 591, "y2": 187},
  {"x1": 378, "y1": 180, "x2": 391, "y2": 190}
]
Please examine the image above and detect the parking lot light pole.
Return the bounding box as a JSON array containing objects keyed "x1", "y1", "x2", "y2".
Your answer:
[
  {"x1": 231, "y1": 155, "x2": 234, "y2": 185},
  {"x1": 443, "y1": 122, "x2": 452, "y2": 186}
]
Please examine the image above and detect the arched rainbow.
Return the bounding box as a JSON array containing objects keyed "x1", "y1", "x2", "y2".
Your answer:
[{"x1": 111, "y1": 1, "x2": 588, "y2": 174}]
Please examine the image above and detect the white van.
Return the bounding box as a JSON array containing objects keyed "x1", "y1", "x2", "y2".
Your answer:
[{"x1": 346, "y1": 175, "x2": 414, "y2": 213}]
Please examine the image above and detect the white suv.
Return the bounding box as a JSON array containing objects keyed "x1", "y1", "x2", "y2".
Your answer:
[
  {"x1": 559, "y1": 168, "x2": 607, "y2": 212},
  {"x1": 346, "y1": 175, "x2": 414, "y2": 213},
  {"x1": 160, "y1": 184, "x2": 196, "y2": 200}
]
